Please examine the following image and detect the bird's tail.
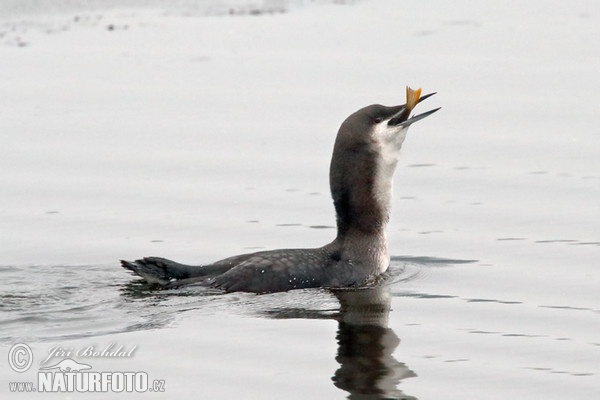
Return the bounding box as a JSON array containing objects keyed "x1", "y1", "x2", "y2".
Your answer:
[{"x1": 120, "y1": 257, "x2": 196, "y2": 285}]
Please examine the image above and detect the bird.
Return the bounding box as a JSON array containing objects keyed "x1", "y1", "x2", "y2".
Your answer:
[{"x1": 121, "y1": 87, "x2": 439, "y2": 293}]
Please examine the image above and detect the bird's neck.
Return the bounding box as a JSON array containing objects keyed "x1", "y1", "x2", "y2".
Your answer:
[
  {"x1": 329, "y1": 159, "x2": 398, "y2": 275},
  {"x1": 329, "y1": 146, "x2": 400, "y2": 238},
  {"x1": 328, "y1": 124, "x2": 408, "y2": 273}
]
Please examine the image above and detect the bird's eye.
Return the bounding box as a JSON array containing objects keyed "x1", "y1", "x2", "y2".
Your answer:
[{"x1": 373, "y1": 117, "x2": 383, "y2": 124}]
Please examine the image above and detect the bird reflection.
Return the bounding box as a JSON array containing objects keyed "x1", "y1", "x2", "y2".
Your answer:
[
  {"x1": 121, "y1": 279, "x2": 418, "y2": 399},
  {"x1": 331, "y1": 286, "x2": 417, "y2": 400}
]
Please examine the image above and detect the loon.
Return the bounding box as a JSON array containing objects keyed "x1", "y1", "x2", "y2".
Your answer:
[{"x1": 121, "y1": 87, "x2": 439, "y2": 293}]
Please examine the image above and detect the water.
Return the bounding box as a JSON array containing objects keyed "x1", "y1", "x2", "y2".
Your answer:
[
  {"x1": 1, "y1": 254, "x2": 596, "y2": 398},
  {"x1": 0, "y1": 260, "x2": 462, "y2": 400},
  {"x1": 0, "y1": 259, "x2": 433, "y2": 344},
  {"x1": 1, "y1": 1, "x2": 599, "y2": 399}
]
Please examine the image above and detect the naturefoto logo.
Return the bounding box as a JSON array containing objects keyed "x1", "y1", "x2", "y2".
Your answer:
[
  {"x1": 7, "y1": 343, "x2": 165, "y2": 393},
  {"x1": 39, "y1": 358, "x2": 91, "y2": 372}
]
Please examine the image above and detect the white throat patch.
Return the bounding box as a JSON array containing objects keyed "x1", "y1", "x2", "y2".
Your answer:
[{"x1": 371, "y1": 122, "x2": 409, "y2": 207}]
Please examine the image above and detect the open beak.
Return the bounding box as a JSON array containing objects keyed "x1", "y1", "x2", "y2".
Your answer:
[{"x1": 388, "y1": 92, "x2": 441, "y2": 127}]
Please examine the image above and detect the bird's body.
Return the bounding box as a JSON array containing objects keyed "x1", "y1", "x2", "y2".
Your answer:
[{"x1": 122, "y1": 88, "x2": 439, "y2": 293}]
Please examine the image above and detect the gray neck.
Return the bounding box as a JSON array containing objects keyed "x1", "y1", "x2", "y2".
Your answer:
[
  {"x1": 329, "y1": 136, "x2": 398, "y2": 239},
  {"x1": 328, "y1": 117, "x2": 409, "y2": 274},
  {"x1": 328, "y1": 142, "x2": 397, "y2": 274},
  {"x1": 330, "y1": 165, "x2": 392, "y2": 238}
]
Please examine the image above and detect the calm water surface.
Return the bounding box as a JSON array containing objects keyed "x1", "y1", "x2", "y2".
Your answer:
[
  {"x1": 0, "y1": 259, "x2": 455, "y2": 400},
  {"x1": 1, "y1": 250, "x2": 597, "y2": 399}
]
